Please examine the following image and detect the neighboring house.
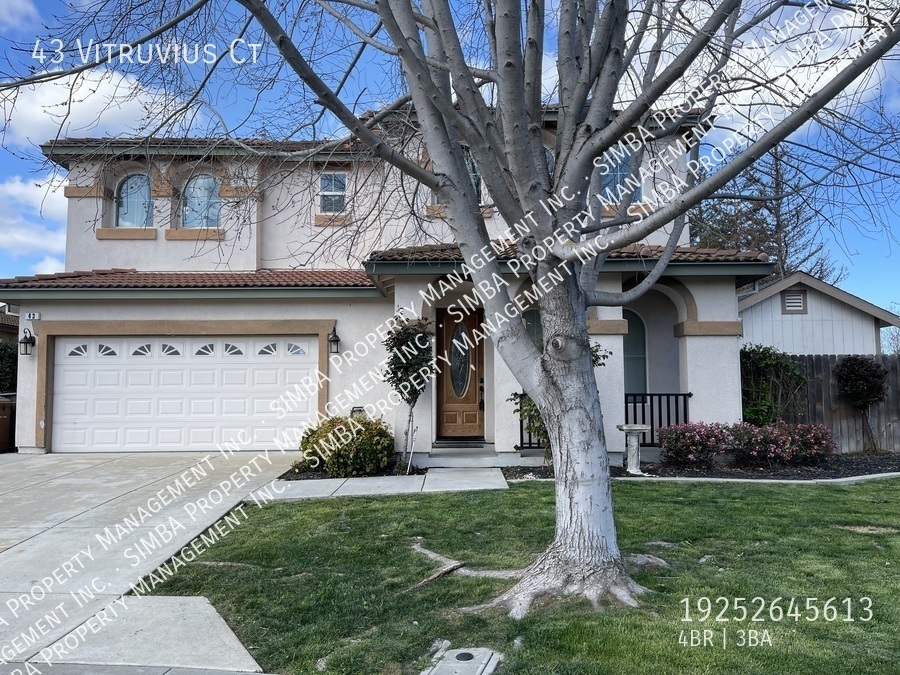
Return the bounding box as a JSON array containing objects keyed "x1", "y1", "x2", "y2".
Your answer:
[
  {"x1": 739, "y1": 272, "x2": 900, "y2": 355},
  {"x1": 0, "y1": 135, "x2": 773, "y2": 462},
  {"x1": 0, "y1": 309, "x2": 18, "y2": 345}
]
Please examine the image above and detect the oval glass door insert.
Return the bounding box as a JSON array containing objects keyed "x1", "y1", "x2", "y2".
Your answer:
[{"x1": 450, "y1": 323, "x2": 471, "y2": 397}]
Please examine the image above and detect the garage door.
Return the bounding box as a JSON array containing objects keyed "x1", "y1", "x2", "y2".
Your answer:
[{"x1": 52, "y1": 336, "x2": 318, "y2": 452}]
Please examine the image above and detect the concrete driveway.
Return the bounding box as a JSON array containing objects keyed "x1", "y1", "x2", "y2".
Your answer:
[{"x1": 0, "y1": 451, "x2": 294, "y2": 667}]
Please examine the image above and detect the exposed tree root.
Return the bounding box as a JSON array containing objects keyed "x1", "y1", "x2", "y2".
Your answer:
[
  {"x1": 467, "y1": 549, "x2": 650, "y2": 620},
  {"x1": 411, "y1": 540, "x2": 524, "y2": 579},
  {"x1": 410, "y1": 540, "x2": 658, "y2": 619}
]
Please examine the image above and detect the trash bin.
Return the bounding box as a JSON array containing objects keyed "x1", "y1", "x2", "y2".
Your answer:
[{"x1": 0, "y1": 397, "x2": 14, "y2": 452}]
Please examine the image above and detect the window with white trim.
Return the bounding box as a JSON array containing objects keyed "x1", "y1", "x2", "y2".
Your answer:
[
  {"x1": 319, "y1": 173, "x2": 346, "y2": 213},
  {"x1": 182, "y1": 174, "x2": 222, "y2": 228},
  {"x1": 116, "y1": 174, "x2": 153, "y2": 228}
]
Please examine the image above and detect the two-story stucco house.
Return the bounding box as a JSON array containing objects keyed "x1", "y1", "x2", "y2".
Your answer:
[{"x1": 0, "y1": 133, "x2": 773, "y2": 462}]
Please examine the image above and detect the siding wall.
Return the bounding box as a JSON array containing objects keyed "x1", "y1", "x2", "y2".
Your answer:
[{"x1": 740, "y1": 286, "x2": 879, "y2": 355}]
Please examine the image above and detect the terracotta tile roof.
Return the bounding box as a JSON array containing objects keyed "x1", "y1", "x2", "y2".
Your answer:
[
  {"x1": 0, "y1": 312, "x2": 18, "y2": 327},
  {"x1": 367, "y1": 242, "x2": 769, "y2": 264},
  {"x1": 0, "y1": 269, "x2": 374, "y2": 290}
]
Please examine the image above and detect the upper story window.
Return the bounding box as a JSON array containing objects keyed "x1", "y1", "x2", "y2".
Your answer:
[
  {"x1": 116, "y1": 174, "x2": 153, "y2": 228},
  {"x1": 601, "y1": 149, "x2": 642, "y2": 202},
  {"x1": 182, "y1": 174, "x2": 222, "y2": 228},
  {"x1": 464, "y1": 149, "x2": 482, "y2": 204},
  {"x1": 319, "y1": 173, "x2": 347, "y2": 214}
]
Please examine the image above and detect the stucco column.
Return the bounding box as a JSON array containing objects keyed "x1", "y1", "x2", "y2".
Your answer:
[
  {"x1": 675, "y1": 277, "x2": 745, "y2": 425},
  {"x1": 678, "y1": 334, "x2": 743, "y2": 423},
  {"x1": 589, "y1": 274, "x2": 627, "y2": 458}
]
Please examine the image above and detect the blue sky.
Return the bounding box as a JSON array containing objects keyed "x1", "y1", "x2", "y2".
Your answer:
[{"x1": 0, "y1": 0, "x2": 897, "y2": 313}]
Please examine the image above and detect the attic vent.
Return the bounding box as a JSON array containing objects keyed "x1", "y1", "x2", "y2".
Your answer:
[{"x1": 781, "y1": 289, "x2": 807, "y2": 314}]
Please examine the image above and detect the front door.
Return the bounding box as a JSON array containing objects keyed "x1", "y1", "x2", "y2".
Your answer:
[{"x1": 436, "y1": 308, "x2": 484, "y2": 438}]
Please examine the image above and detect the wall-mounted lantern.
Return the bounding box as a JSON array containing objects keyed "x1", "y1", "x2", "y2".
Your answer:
[
  {"x1": 328, "y1": 326, "x2": 341, "y2": 354},
  {"x1": 19, "y1": 328, "x2": 36, "y2": 356}
]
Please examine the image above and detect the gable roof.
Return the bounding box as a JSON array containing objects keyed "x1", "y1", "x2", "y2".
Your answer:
[{"x1": 738, "y1": 271, "x2": 900, "y2": 329}]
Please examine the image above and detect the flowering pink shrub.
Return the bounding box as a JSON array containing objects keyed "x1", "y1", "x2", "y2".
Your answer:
[
  {"x1": 731, "y1": 422, "x2": 836, "y2": 467},
  {"x1": 658, "y1": 422, "x2": 730, "y2": 468},
  {"x1": 659, "y1": 421, "x2": 837, "y2": 469}
]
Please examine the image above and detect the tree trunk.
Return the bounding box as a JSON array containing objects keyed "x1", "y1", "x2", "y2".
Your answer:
[{"x1": 484, "y1": 269, "x2": 646, "y2": 618}]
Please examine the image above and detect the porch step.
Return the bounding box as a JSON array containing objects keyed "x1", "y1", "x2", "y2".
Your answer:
[{"x1": 412, "y1": 447, "x2": 546, "y2": 468}]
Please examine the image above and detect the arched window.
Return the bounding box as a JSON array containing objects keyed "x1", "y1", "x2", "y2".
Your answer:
[
  {"x1": 623, "y1": 309, "x2": 647, "y2": 393},
  {"x1": 182, "y1": 174, "x2": 222, "y2": 228},
  {"x1": 116, "y1": 175, "x2": 153, "y2": 228}
]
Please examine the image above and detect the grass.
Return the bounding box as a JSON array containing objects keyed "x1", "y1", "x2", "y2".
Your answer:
[{"x1": 151, "y1": 480, "x2": 900, "y2": 674}]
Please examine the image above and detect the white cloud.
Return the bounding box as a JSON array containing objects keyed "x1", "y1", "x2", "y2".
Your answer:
[
  {"x1": 0, "y1": 0, "x2": 39, "y2": 32},
  {"x1": 0, "y1": 70, "x2": 172, "y2": 148},
  {"x1": 31, "y1": 256, "x2": 65, "y2": 275},
  {"x1": 0, "y1": 174, "x2": 67, "y2": 258}
]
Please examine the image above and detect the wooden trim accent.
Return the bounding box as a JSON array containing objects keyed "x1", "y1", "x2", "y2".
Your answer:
[
  {"x1": 314, "y1": 214, "x2": 351, "y2": 227},
  {"x1": 165, "y1": 228, "x2": 225, "y2": 241},
  {"x1": 425, "y1": 204, "x2": 446, "y2": 218},
  {"x1": 64, "y1": 185, "x2": 113, "y2": 200},
  {"x1": 33, "y1": 319, "x2": 336, "y2": 450},
  {"x1": 674, "y1": 320, "x2": 743, "y2": 337},
  {"x1": 96, "y1": 228, "x2": 157, "y2": 240},
  {"x1": 586, "y1": 319, "x2": 628, "y2": 335}
]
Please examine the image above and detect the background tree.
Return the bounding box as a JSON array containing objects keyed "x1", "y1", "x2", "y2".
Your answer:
[
  {"x1": 884, "y1": 303, "x2": 900, "y2": 355},
  {"x1": 691, "y1": 144, "x2": 848, "y2": 284},
  {"x1": 2, "y1": 1, "x2": 900, "y2": 618}
]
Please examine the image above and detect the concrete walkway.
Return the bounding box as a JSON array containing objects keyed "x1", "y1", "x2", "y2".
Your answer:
[
  {"x1": 0, "y1": 452, "x2": 293, "y2": 673},
  {"x1": 248, "y1": 467, "x2": 508, "y2": 502}
]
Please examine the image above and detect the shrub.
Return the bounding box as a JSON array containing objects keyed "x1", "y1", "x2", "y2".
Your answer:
[
  {"x1": 740, "y1": 344, "x2": 806, "y2": 425},
  {"x1": 295, "y1": 415, "x2": 395, "y2": 478},
  {"x1": 658, "y1": 422, "x2": 730, "y2": 468},
  {"x1": 0, "y1": 341, "x2": 16, "y2": 393},
  {"x1": 730, "y1": 421, "x2": 835, "y2": 467}
]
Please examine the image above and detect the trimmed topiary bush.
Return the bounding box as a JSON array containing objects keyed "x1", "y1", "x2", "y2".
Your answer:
[
  {"x1": 833, "y1": 355, "x2": 888, "y2": 451},
  {"x1": 295, "y1": 415, "x2": 395, "y2": 478}
]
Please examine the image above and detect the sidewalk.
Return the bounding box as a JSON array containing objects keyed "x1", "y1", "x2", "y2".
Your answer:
[{"x1": 248, "y1": 468, "x2": 509, "y2": 502}]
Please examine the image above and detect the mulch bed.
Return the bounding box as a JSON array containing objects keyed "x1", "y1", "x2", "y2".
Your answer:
[
  {"x1": 279, "y1": 463, "x2": 427, "y2": 481},
  {"x1": 502, "y1": 453, "x2": 900, "y2": 481}
]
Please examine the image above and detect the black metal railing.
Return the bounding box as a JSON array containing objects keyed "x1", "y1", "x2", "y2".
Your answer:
[
  {"x1": 517, "y1": 413, "x2": 543, "y2": 450},
  {"x1": 624, "y1": 392, "x2": 692, "y2": 447}
]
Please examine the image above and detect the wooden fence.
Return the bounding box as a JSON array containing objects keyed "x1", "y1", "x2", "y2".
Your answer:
[{"x1": 785, "y1": 354, "x2": 900, "y2": 454}]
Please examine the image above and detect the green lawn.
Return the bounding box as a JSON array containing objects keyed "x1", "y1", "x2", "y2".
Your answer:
[{"x1": 151, "y1": 480, "x2": 900, "y2": 674}]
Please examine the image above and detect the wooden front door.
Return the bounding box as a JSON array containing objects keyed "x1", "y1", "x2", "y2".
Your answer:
[{"x1": 436, "y1": 308, "x2": 484, "y2": 438}]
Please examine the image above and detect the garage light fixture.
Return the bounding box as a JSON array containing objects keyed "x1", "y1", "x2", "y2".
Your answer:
[
  {"x1": 19, "y1": 328, "x2": 36, "y2": 356},
  {"x1": 328, "y1": 326, "x2": 341, "y2": 354}
]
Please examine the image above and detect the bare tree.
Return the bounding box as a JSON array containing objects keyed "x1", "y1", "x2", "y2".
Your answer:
[
  {"x1": 2, "y1": 0, "x2": 900, "y2": 618},
  {"x1": 885, "y1": 303, "x2": 900, "y2": 355},
  {"x1": 690, "y1": 143, "x2": 849, "y2": 284}
]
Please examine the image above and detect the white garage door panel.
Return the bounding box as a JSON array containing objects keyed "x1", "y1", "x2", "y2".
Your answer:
[{"x1": 52, "y1": 336, "x2": 318, "y2": 452}]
